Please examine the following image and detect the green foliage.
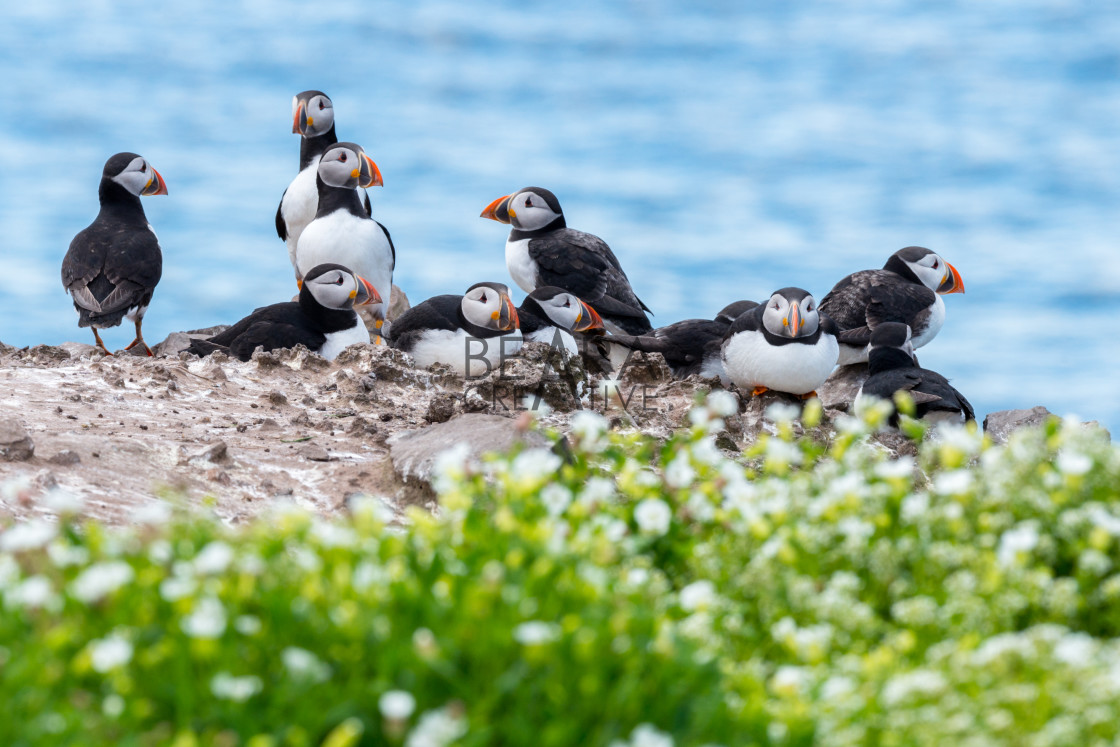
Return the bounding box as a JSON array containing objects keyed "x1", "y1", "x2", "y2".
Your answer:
[{"x1": 3, "y1": 394, "x2": 1120, "y2": 746}]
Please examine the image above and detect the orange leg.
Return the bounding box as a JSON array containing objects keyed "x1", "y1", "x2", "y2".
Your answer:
[
  {"x1": 92, "y1": 328, "x2": 113, "y2": 356},
  {"x1": 123, "y1": 318, "x2": 153, "y2": 356},
  {"x1": 799, "y1": 391, "x2": 817, "y2": 400},
  {"x1": 751, "y1": 385, "x2": 769, "y2": 397}
]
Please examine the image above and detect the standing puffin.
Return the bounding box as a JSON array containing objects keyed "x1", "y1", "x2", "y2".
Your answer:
[
  {"x1": 607, "y1": 299, "x2": 759, "y2": 379},
  {"x1": 61, "y1": 152, "x2": 168, "y2": 356},
  {"x1": 388, "y1": 282, "x2": 521, "y2": 378},
  {"x1": 721, "y1": 288, "x2": 839, "y2": 397},
  {"x1": 294, "y1": 142, "x2": 393, "y2": 331},
  {"x1": 480, "y1": 187, "x2": 652, "y2": 335},
  {"x1": 517, "y1": 286, "x2": 605, "y2": 355},
  {"x1": 275, "y1": 90, "x2": 372, "y2": 275},
  {"x1": 857, "y1": 322, "x2": 974, "y2": 424},
  {"x1": 187, "y1": 264, "x2": 380, "y2": 362},
  {"x1": 820, "y1": 246, "x2": 964, "y2": 365}
]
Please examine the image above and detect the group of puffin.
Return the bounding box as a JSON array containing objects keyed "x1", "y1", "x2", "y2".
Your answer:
[{"x1": 60, "y1": 89, "x2": 973, "y2": 423}]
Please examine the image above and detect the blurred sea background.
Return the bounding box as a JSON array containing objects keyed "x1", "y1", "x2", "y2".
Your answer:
[{"x1": 2, "y1": 0, "x2": 1119, "y2": 429}]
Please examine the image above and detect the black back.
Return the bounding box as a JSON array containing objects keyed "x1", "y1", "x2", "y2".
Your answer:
[
  {"x1": 61, "y1": 154, "x2": 162, "y2": 329},
  {"x1": 388, "y1": 294, "x2": 507, "y2": 353},
  {"x1": 863, "y1": 343, "x2": 974, "y2": 423}
]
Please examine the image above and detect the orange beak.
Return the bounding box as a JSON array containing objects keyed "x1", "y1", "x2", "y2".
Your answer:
[
  {"x1": 353, "y1": 275, "x2": 381, "y2": 306},
  {"x1": 481, "y1": 194, "x2": 512, "y2": 223},
  {"x1": 292, "y1": 101, "x2": 304, "y2": 134},
  {"x1": 786, "y1": 301, "x2": 803, "y2": 338},
  {"x1": 357, "y1": 152, "x2": 383, "y2": 188},
  {"x1": 573, "y1": 300, "x2": 604, "y2": 333},
  {"x1": 141, "y1": 167, "x2": 168, "y2": 196},
  {"x1": 937, "y1": 261, "x2": 965, "y2": 294},
  {"x1": 498, "y1": 292, "x2": 519, "y2": 331}
]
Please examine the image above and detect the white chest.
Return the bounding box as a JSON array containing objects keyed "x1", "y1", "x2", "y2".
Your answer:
[
  {"x1": 318, "y1": 320, "x2": 370, "y2": 361},
  {"x1": 295, "y1": 210, "x2": 394, "y2": 305},
  {"x1": 505, "y1": 238, "x2": 538, "y2": 294},
  {"x1": 281, "y1": 162, "x2": 321, "y2": 265},
  {"x1": 526, "y1": 326, "x2": 577, "y2": 355},
  {"x1": 722, "y1": 331, "x2": 839, "y2": 395},
  {"x1": 408, "y1": 329, "x2": 524, "y2": 378},
  {"x1": 912, "y1": 294, "x2": 945, "y2": 350}
]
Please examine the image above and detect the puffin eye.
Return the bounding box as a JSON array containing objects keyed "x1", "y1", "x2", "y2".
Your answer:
[
  {"x1": 933, "y1": 260, "x2": 940, "y2": 269},
  {"x1": 525, "y1": 197, "x2": 533, "y2": 207},
  {"x1": 318, "y1": 100, "x2": 325, "y2": 110},
  {"x1": 339, "y1": 153, "x2": 347, "y2": 162}
]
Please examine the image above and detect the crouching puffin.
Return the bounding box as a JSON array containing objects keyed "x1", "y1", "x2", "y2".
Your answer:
[
  {"x1": 481, "y1": 187, "x2": 652, "y2": 335},
  {"x1": 607, "y1": 299, "x2": 759, "y2": 379},
  {"x1": 294, "y1": 142, "x2": 394, "y2": 333},
  {"x1": 276, "y1": 90, "x2": 372, "y2": 275},
  {"x1": 518, "y1": 287, "x2": 604, "y2": 355},
  {"x1": 61, "y1": 152, "x2": 168, "y2": 356},
  {"x1": 721, "y1": 288, "x2": 839, "y2": 397},
  {"x1": 857, "y1": 322, "x2": 974, "y2": 424},
  {"x1": 820, "y1": 246, "x2": 964, "y2": 365},
  {"x1": 187, "y1": 264, "x2": 380, "y2": 361},
  {"x1": 388, "y1": 282, "x2": 521, "y2": 378}
]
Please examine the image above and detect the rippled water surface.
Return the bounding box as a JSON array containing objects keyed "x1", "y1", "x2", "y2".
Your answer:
[{"x1": 3, "y1": 1, "x2": 1119, "y2": 428}]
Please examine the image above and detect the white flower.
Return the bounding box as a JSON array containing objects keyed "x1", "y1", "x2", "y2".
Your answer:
[
  {"x1": 1053, "y1": 633, "x2": 1096, "y2": 668},
  {"x1": 634, "y1": 498, "x2": 672, "y2": 536},
  {"x1": 234, "y1": 615, "x2": 262, "y2": 635},
  {"x1": 997, "y1": 523, "x2": 1040, "y2": 567},
  {"x1": 771, "y1": 665, "x2": 809, "y2": 696},
  {"x1": 6, "y1": 575, "x2": 56, "y2": 610},
  {"x1": 686, "y1": 491, "x2": 715, "y2": 522},
  {"x1": 102, "y1": 694, "x2": 125, "y2": 718},
  {"x1": 147, "y1": 539, "x2": 172, "y2": 564},
  {"x1": 193, "y1": 541, "x2": 234, "y2": 575},
  {"x1": 664, "y1": 453, "x2": 696, "y2": 489},
  {"x1": 406, "y1": 705, "x2": 468, "y2": 747},
  {"x1": 933, "y1": 470, "x2": 973, "y2": 495},
  {"x1": 0, "y1": 519, "x2": 57, "y2": 553},
  {"x1": 513, "y1": 621, "x2": 560, "y2": 646},
  {"x1": 765, "y1": 402, "x2": 801, "y2": 424},
  {"x1": 310, "y1": 522, "x2": 358, "y2": 549},
  {"x1": 881, "y1": 669, "x2": 947, "y2": 706},
  {"x1": 570, "y1": 411, "x2": 609, "y2": 451},
  {"x1": 706, "y1": 390, "x2": 739, "y2": 417},
  {"x1": 134, "y1": 501, "x2": 173, "y2": 525},
  {"x1": 159, "y1": 574, "x2": 196, "y2": 602},
  {"x1": 511, "y1": 449, "x2": 562, "y2": 484},
  {"x1": 282, "y1": 646, "x2": 330, "y2": 682},
  {"x1": 580, "y1": 477, "x2": 616, "y2": 506},
  {"x1": 690, "y1": 437, "x2": 724, "y2": 468},
  {"x1": 603, "y1": 518, "x2": 628, "y2": 542},
  {"x1": 89, "y1": 633, "x2": 133, "y2": 673},
  {"x1": 45, "y1": 541, "x2": 88, "y2": 569},
  {"x1": 0, "y1": 554, "x2": 19, "y2": 591},
  {"x1": 71, "y1": 561, "x2": 134, "y2": 603},
  {"x1": 210, "y1": 672, "x2": 263, "y2": 702},
  {"x1": 625, "y1": 568, "x2": 650, "y2": 588},
  {"x1": 431, "y1": 442, "x2": 473, "y2": 494},
  {"x1": 679, "y1": 580, "x2": 716, "y2": 612},
  {"x1": 181, "y1": 597, "x2": 227, "y2": 639},
  {"x1": 380, "y1": 689, "x2": 417, "y2": 720},
  {"x1": 1089, "y1": 507, "x2": 1120, "y2": 537},
  {"x1": 540, "y1": 484, "x2": 572, "y2": 517},
  {"x1": 874, "y1": 457, "x2": 915, "y2": 479},
  {"x1": 629, "y1": 723, "x2": 674, "y2": 747},
  {"x1": 521, "y1": 393, "x2": 552, "y2": 417},
  {"x1": 764, "y1": 437, "x2": 802, "y2": 466},
  {"x1": 1056, "y1": 450, "x2": 1092, "y2": 476}
]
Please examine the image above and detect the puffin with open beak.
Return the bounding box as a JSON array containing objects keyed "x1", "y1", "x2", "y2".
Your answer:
[
  {"x1": 720, "y1": 288, "x2": 839, "y2": 398},
  {"x1": 387, "y1": 282, "x2": 523, "y2": 378},
  {"x1": 293, "y1": 141, "x2": 394, "y2": 337},
  {"x1": 61, "y1": 152, "x2": 168, "y2": 356},
  {"x1": 481, "y1": 186, "x2": 652, "y2": 335},
  {"x1": 820, "y1": 246, "x2": 965, "y2": 365},
  {"x1": 187, "y1": 264, "x2": 380, "y2": 362},
  {"x1": 276, "y1": 90, "x2": 373, "y2": 276},
  {"x1": 516, "y1": 286, "x2": 605, "y2": 356}
]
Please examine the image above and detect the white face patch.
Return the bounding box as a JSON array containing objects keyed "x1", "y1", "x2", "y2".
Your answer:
[
  {"x1": 906, "y1": 252, "x2": 950, "y2": 292},
  {"x1": 537, "y1": 292, "x2": 582, "y2": 330},
  {"x1": 509, "y1": 190, "x2": 561, "y2": 231},
  {"x1": 317, "y1": 147, "x2": 361, "y2": 188},
  {"x1": 462, "y1": 286, "x2": 507, "y2": 330},
  {"x1": 761, "y1": 292, "x2": 820, "y2": 339},
  {"x1": 306, "y1": 268, "x2": 359, "y2": 309},
  {"x1": 111, "y1": 156, "x2": 152, "y2": 196},
  {"x1": 301, "y1": 94, "x2": 335, "y2": 137}
]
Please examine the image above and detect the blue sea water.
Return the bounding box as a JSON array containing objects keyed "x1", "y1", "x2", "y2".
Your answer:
[{"x1": 2, "y1": 0, "x2": 1119, "y2": 430}]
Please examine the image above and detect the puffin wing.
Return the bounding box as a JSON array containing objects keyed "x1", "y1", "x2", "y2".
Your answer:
[
  {"x1": 723, "y1": 304, "x2": 764, "y2": 339},
  {"x1": 376, "y1": 220, "x2": 396, "y2": 267},
  {"x1": 62, "y1": 224, "x2": 162, "y2": 316},
  {"x1": 227, "y1": 321, "x2": 325, "y2": 362},
  {"x1": 275, "y1": 190, "x2": 289, "y2": 241},
  {"x1": 386, "y1": 295, "x2": 463, "y2": 352},
  {"x1": 864, "y1": 282, "x2": 938, "y2": 331},
  {"x1": 611, "y1": 319, "x2": 724, "y2": 365},
  {"x1": 529, "y1": 229, "x2": 651, "y2": 319},
  {"x1": 913, "y1": 369, "x2": 976, "y2": 421}
]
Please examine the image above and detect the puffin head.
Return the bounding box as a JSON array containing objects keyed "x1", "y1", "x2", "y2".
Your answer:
[
  {"x1": 302, "y1": 263, "x2": 380, "y2": 310},
  {"x1": 481, "y1": 187, "x2": 565, "y2": 231},
  {"x1": 462, "y1": 282, "x2": 519, "y2": 332},
  {"x1": 104, "y1": 152, "x2": 167, "y2": 196},
  {"x1": 317, "y1": 142, "x2": 383, "y2": 189},
  {"x1": 525, "y1": 287, "x2": 604, "y2": 333},
  {"x1": 888, "y1": 246, "x2": 964, "y2": 295},
  {"x1": 292, "y1": 90, "x2": 335, "y2": 138},
  {"x1": 714, "y1": 299, "x2": 759, "y2": 325},
  {"x1": 869, "y1": 322, "x2": 916, "y2": 360},
  {"x1": 762, "y1": 287, "x2": 821, "y2": 339}
]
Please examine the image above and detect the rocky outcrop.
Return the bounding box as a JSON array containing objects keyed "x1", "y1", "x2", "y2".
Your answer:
[
  {"x1": 983, "y1": 406, "x2": 1053, "y2": 444},
  {"x1": 0, "y1": 420, "x2": 34, "y2": 462}
]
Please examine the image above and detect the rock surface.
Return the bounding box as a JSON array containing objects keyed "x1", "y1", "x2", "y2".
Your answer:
[
  {"x1": 0, "y1": 420, "x2": 35, "y2": 462},
  {"x1": 983, "y1": 406, "x2": 1054, "y2": 444}
]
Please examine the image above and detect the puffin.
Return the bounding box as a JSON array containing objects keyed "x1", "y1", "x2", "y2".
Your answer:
[
  {"x1": 819, "y1": 246, "x2": 964, "y2": 365},
  {"x1": 721, "y1": 288, "x2": 839, "y2": 397},
  {"x1": 517, "y1": 286, "x2": 605, "y2": 355},
  {"x1": 61, "y1": 152, "x2": 168, "y2": 356},
  {"x1": 480, "y1": 187, "x2": 652, "y2": 335},
  {"x1": 857, "y1": 322, "x2": 974, "y2": 424},
  {"x1": 276, "y1": 90, "x2": 372, "y2": 275},
  {"x1": 388, "y1": 282, "x2": 521, "y2": 378},
  {"x1": 606, "y1": 299, "x2": 759, "y2": 379},
  {"x1": 293, "y1": 142, "x2": 393, "y2": 332},
  {"x1": 186, "y1": 264, "x2": 380, "y2": 362}
]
